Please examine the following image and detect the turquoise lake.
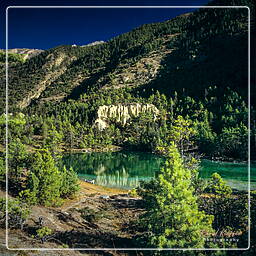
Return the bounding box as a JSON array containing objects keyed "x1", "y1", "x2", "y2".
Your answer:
[{"x1": 61, "y1": 151, "x2": 256, "y2": 190}]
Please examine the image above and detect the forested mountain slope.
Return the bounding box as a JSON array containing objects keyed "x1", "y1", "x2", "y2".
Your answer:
[
  {"x1": 0, "y1": 0, "x2": 254, "y2": 113},
  {"x1": 1, "y1": 13, "x2": 187, "y2": 111},
  {"x1": 0, "y1": 0, "x2": 255, "y2": 161}
]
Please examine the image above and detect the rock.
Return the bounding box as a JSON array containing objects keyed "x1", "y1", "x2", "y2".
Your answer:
[
  {"x1": 84, "y1": 179, "x2": 95, "y2": 184},
  {"x1": 94, "y1": 103, "x2": 160, "y2": 131},
  {"x1": 81, "y1": 41, "x2": 105, "y2": 47},
  {"x1": 99, "y1": 195, "x2": 110, "y2": 199}
]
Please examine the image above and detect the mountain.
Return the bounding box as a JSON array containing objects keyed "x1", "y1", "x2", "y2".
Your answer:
[
  {"x1": 0, "y1": 0, "x2": 254, "y2": 114},
  {"x1": 1, "y1": 0, "x2": 254, "y2": 114}
]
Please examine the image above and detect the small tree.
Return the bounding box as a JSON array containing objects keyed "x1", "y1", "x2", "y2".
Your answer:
[
  {"x1": 8, "y1": 138, "x2": 29, "y2": 193},
  {"x1": 219, "y1": 124, "x2": 248, "y2": 160},
  {"x1": 43, "y1": 124, "x2": 63, "y2": 158},
  {"x1": 137, "y1": 143, "x2": 213, "y2": 248},
  {"x1": 206, "y1": 172, "x2": 232, "y2": 195},
  {"x1": 195, "y1": 119, "x2": 217, "y2": 156},
  {"x1": 0, "y1": 197, "x2": 30, "y2": 230},
  {"x1": 18, "y1": 172, "x2": 39, "y2": 205},
  {"x1": 60, "y1": 166, "x2": 80, "y2": 198},
  {"x1": 167, "y1": 116, "x2": 197, "y2": 156},
  {"x1": 36, "y1": 226, "x2": 53, "y2": 243},
  {"x1": 31, "y1": 150, "x2": 62, "y2": 206},
  {"x1": 203, "y1": 173, "x2": 234, "y2": 232}
]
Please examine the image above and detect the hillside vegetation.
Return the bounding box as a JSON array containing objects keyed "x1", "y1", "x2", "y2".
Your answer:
[
  {"x1": 0, "y1": 0, "x2": 254, "y2": 111},
  {"x1": 0, "y1": 0, "x2": 254, "y2": 160}
]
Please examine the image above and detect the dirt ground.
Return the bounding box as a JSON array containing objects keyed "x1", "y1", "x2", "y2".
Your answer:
[{"x1": 0, "y1": 181, "x2": 145, "y2": 256}]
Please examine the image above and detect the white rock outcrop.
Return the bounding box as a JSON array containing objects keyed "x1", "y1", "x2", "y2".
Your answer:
[
  {"x1": 81, "y1": 41, "x2": 105, "y2": 47},
  {"x1": 94, "y1": 103, "x2": 159, "y2": 131}
]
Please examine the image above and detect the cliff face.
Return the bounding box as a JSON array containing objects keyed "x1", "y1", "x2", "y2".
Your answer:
[{"x1": 94, "y1": 103, "x2": 160, "y2": 131}]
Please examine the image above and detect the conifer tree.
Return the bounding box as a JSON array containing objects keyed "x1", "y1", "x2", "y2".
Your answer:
[
  {"x1": 203, "y1": 172, "x2": 234, "y2": 232},
  {"x1": 167, "y1": 115, "x2": 197, "y2": 156},
  {"x1": 18, "y1": 172, "x2": 40, "y2": 205},
  {"x1": 138, "y1": 142, "x2": 213, "y2": 248},
  {"x1": 31, "y1": 150, "x2": 62, "y2": 206},
  {"x1": 60, "y1": 166, "x2": 79, "y2": 198}
]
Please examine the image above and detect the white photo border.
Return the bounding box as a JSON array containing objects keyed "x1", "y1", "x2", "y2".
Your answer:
[{"x1": 5, "y1": 5, "x2": 251, "y2": 251}]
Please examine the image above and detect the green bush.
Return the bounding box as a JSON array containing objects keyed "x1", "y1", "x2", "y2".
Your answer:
[
  {"x1": 0, "y1": 197, "x2": 30, "y2": 230},
  {"x1": 36, "y1": 226, "x2": 53, "y2": 243}
]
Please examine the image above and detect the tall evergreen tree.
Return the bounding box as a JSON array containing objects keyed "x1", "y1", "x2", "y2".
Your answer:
[
  {"x1": 31, "y1": 150, "x2": 62, "y2": 206},
  {"x1": 138, "y1": 142, "x2": 213, "y2": 248}
]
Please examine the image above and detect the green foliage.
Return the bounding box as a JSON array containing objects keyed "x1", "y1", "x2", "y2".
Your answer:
[
  {"x1": 128, "y1": 188, "x2": 138, "y2": 197},
  {"x1": 0, "y1": 156, "x2": 4, "y2": 184},
  {"x1": 42, "y1": 122, "x2": 63, "y2": 157},
  {"x1": 137, "y1": 143, "x2": 213, "y2": 248},
  {"x1": 167, "y1": 115, "x2": 197, "y2": 156},
  {"x1": 60, "y1": 166, "x2": 80, "y2": 198},
  {"x1": 0, "y1": 3, "x2": 252, "y2": 249},
  {"x1": 36, "y1": 226, "x2": 53, "y2": 243},
  {"x1": 4, "y1": 0, "x2": 252, "y2": 116},
  {"x1": 0, "y1": 197, "x2": 30, "y2": 230},
  {"x1": 0, "y1": 51, "x2": 25, "y2": 64},
  {"x1": 194, "y1": 119, "x2": 217, "y2": 155},
  {"x1": 30, "y1": 150, "x2": 62, "y2": 206},
  {"x1": 206, "y1": 172, "x2": 232, "y2": 195},
  {"x1": 200, "y1": 173, "x2": 247, "y2": 234},
  {"x1": 220, "y1": 124, "x2": 248, "y2": 159},
  {"x1": 3, "y1": 11, "x2": 188, "y2": 112},
  {"x1": 18, "y1": 172, "x2": 39, "y2": 205},
  {"x1": 8, "y1": 138, "x2": 29, "y2": 194},
  {"x1": 0, "y1": 113, "x2": 29, "y2": 146},
  {"x1": 4, "y1": 60, "x2": 247, "y2": 159},
  {"x1": 7, "y1": 139, "x2": 79, "y2": 207}
]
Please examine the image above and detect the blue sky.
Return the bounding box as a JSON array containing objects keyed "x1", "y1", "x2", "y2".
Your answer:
[{"x1": 1, "y1": 0, "x2": 210, "y2": 49}]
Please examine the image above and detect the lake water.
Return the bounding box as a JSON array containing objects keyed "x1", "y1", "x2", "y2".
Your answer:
[{"x1": 61, "y1": 151, "x2": 256, "y2": 190}]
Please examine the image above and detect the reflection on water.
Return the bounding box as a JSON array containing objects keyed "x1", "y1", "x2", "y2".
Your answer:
[
  {"x1": 199, "y1": 160, "x2": 256, "y2": 190},
  {"x1": 62, "y1": 151, "x2": 162, "y2": 189},
  {"x1": 61, "y1": 152, "x2": 256, "y2": 190}
]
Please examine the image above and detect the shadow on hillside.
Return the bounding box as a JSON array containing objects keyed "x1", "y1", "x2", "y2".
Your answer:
[
  {"x1": 135, "y1": 33, "x2": 249, "y2": 101},
  {"x1": 54, "y1": 229, "x2": 135, "y2": 249}
]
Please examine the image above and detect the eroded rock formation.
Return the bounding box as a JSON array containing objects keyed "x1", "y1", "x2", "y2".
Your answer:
[{"x1": 94, "y1": 103, "x2": 160, "y2": 131}]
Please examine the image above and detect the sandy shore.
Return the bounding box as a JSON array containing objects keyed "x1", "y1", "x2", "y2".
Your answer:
[
  {"x1": 58, "y1": 180, "x2": 129, "y2": 211},
  {"x1": 79, "y1": 180, "x2": 128, "y2": 195}
]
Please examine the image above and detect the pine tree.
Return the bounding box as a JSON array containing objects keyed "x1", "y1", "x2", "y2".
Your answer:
[
  {"x1": 43, "y1": 123, "x2": 63, "y2": 158},
  {"x1": 167, "y1": 115, "x2": 197, "y2": 156},
  {"x1": 8, "y1": 138, "x2": 29, "y2": 194},
  {"x1": 206, "y1": 172, "x2": 232, "y2": 196},
  {"x1": 203, "y1": 172, "x2": 234, "y2": 232},
  {"x1": 31, "y1": 150, "x2": 62, "y2": 206},
  {"x1": 60, "y1": 166, "x2": 79, "y2": 198},
  {"x1": 138, "y1": 142, "x2": 213, "y2": 248}
]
